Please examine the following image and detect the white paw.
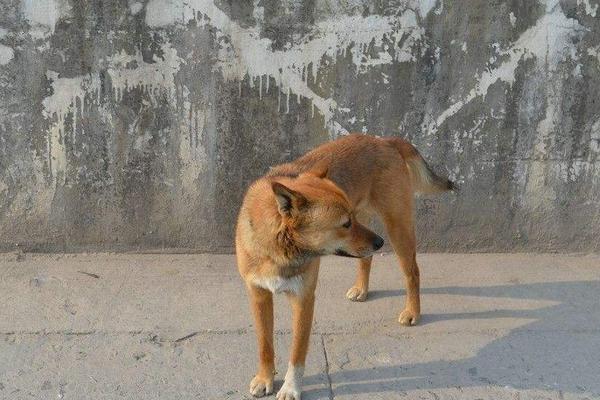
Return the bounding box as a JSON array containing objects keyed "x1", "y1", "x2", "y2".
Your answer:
[
  {"x1": 249, "y1": 374, "x2": 274, "y2": 397},
  {"x1": 277, "y1": 363, "x2": 303, "y2": 400},
  {"x1": 276, "y1": 381, "x2": 301, "y2": 400}
]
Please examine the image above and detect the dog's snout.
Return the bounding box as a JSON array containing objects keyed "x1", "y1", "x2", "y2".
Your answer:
[{"x1": 372, "y1": 235, "x2": 384, "y2": 251}]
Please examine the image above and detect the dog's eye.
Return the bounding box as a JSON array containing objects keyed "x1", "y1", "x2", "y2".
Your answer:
[{"x1": 342, "y1": 219, "x2": 352, "y2": 229}]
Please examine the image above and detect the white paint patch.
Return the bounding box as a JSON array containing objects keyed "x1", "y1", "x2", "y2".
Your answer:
[
  {"x1": 42, "y1": 44, "x2": 183, "y2": 180},
  {"x1": 0, "y1": 44, "x2": 14, "y2": 65},
  {"x1": 489, "y1": 42, "x2": 500, "y2": 64},
  {"x1": 252, "y1": 0, "x2": 264, "y2": 27},
  {"x1": 22, "y1": 0, "x2": 59, "y2": 28},
  {"x1": 418, "y1": 0, "x2": 438, "y2": 18},
  {"x1": 145, "y1": 0, "x2": 426, "y2": 137},
  {"x1": 177, "y1": 95, "x2": 209, "y2": 196},
  {"x1": 578, "y1": 0, "x2": 598, "y2": 17},
  {"x1": 43, "y1": 45, "x2": 181, "y2": 121},
  {"x1": 129, "y1": 1, "x2": 143, "y2": 15},
  {"x1": 589, "y1": 118, "x2": 600, "y2": 154},
  {"x1": 43, "y1": 71, "x2": 100, "y2": 121},
  {"x1": 434, "y1": 0, "x2": 444, "y2": 15},
  {"x1": 544, "y1": 0, "x2": 561, "y2": 12},
  {"x1": 47, "y1": 120, "x2": 66, "y2": 184},
  {"x1": 588, "y1": 46, "x2": 600, "y2": 63},
  {"x1": 145, "y1": 0, "x2": 182, "y2": 26},
  {"x1": 568, "y1": 159, "x2": 586, "y2": 181},
  {"x1": 534, "y1": 88, "x2": 558, "y2": 158},
  {"x1": 425, "y1": 5, "x2": 585, "y2": 135},
  {"x1": 361, "y1": 50, "x2": 393, "y2": 68},
  {"x1": 21, "y1": 0, "x2": 69, "y2": 38},
  {"x1": 252, "y1": 274, "x2": 304, "y2": 295},
  {"x1": 106, "y1": 46, "x2": 181, "y2": 100},
  {"x1": 572, "y1": 63, "x2": 583, "y2": 77}
]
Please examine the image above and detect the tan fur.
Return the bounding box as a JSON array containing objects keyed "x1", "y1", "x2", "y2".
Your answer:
[{"x1": 236, "y1": 134, "x2": 454, "y2": 399}]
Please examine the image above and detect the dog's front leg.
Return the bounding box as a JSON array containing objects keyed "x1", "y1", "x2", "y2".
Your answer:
[
  {"x1": 277, "y1": 287, "x2": 316, "y2": 400},
  {"x1": 248, "y1": 285, "x2": 275, "y2": 397}
]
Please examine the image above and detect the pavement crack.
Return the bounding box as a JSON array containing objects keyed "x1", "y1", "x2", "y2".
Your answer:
[
  {"x1": 174, "y1": 331, "x2": 199, "y2": 343},
  {"x1": 77, "y1": 270, "x2": 100, "y2": 279},
  {"x1": 320, "y1": 334, "x2": 334, "y2": 400},
  {"x1": 0, "y1": 328, "x2": 248, "y2": 338}
]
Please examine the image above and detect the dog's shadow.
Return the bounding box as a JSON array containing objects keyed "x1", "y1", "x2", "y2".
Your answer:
[{"x1": 302, "y1": 280, "x2": 600, "y2": 398}]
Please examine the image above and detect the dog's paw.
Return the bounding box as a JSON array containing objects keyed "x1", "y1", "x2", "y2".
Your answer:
[
  {"x1": 250, "y1": 374, "x2": 274, "y2": 397},
  {"x1": 276, "y1": 381, "x2": 301, "y2": 400},
  {"x1": 345, "y1": 286, "x2": 368, "y2": 302},
  {"x1": 398, "y1": 309, "x2": 420, "y2": 326}
]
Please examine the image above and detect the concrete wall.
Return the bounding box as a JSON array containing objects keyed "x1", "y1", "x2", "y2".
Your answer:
[{"x1": 1, "y1": 0, "x2": 599, "y2": 253}]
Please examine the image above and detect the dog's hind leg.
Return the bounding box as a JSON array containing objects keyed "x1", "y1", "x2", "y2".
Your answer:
[
  {"x1": 381, "y1": 208, "x2": 420, "y2": 326},
  {"x1": 247, "y1": 285, "x2": 275, "y2": 397},
  {"x1": 372, "y1": 175, "x2": 421, "y2": 326},
  {"x1": 346, "y1": 211, "x2": 373, "y2": 302}
]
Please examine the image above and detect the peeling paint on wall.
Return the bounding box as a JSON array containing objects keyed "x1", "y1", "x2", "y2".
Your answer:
[
  {"x1": 21, "y1": 0, "x2": 70, "y2": 38},
  {"x1": 578, "y1": 0, "x2": 598, "y2": 17},
  {"x1": 426, "y1": 3, "x2": 585, "y2": 136},
  {"x1": 1, "y1": 0, "x2": 600, "y2": 252},
  {"x1": 145, "y1": 0, "x2": 428, "y2": 136}
]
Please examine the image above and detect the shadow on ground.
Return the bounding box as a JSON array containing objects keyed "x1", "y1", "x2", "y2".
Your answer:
[{"x1": 304, "y1": 280, "x2": 600, "y2": 398}]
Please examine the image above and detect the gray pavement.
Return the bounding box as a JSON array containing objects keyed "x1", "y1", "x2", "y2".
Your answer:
[{"x1": 0, "y1": 252, "x2": 599, "y2": 399}]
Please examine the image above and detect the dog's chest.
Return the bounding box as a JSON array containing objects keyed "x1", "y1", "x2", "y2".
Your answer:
[{"x1": 252, "y1": 275, "x2": 304, "y2": 295}]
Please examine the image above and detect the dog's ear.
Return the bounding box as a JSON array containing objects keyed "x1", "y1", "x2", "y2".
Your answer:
[
  {"x1": 307, "y1": 162, "x2": 328, "y2": 179},
  {"x1": 271, "y1": 181, "x2": 306, "y2": 216}
]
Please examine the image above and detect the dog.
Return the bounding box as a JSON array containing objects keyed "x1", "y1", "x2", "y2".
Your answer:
[{"x1": 236, "y1": 133, "x2": 455, "y2": 399}]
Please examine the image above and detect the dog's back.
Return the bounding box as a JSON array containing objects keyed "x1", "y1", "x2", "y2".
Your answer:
[{"x1": 268, "y1": 134, "x2": 454, "y2": 206}]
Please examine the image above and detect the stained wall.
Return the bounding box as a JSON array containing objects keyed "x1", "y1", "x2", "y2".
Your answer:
[{"x1": 1, "y1": 0, "x2": 599, "y2": 252}]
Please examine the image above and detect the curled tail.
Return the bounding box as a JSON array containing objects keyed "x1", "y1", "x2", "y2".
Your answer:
[{"x1": 386, "y1": 137, "x2": 456, "y2": 194}]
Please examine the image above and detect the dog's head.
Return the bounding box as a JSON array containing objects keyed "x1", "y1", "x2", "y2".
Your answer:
[{"x1": 270, "y1": 171, "x2": 384, "y2": 258}]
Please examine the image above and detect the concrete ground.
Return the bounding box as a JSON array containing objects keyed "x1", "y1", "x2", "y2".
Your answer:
[{"x1": 0, "y1": 252, "x2": 599, "y2": 400}]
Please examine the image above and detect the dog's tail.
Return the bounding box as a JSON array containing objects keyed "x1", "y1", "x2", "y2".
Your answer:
[{"x1": 385, "y1": 137, "x2": 456, "y2": 194}]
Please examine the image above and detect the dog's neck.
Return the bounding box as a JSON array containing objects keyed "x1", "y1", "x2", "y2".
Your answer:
[
  {"x1": 248, "y1": 213, "x2": 317, "y2": 273},
  {"x1": 274, "y1": 226, "x2": 318, "y2": 272},
  {"x1": 267, "y1": 219, "x2": 318, "y2": 275}
]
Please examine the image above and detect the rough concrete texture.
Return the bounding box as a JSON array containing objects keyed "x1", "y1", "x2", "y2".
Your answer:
[
  {"x1": 1, "y1": 0, "x2": 600, "y2": 252},
  {"x1": 1, "y1": 252, "x2": 599, "y2": 399}
]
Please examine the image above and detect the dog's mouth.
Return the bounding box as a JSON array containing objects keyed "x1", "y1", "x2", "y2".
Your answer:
[{"x1": 334, "y1": 249, "x2": 361, "y2": 258}]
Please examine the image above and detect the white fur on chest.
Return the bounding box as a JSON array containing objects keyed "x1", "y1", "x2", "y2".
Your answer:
[{"x1": 252, "y1": 275, "x2": 304, "y2": 295}]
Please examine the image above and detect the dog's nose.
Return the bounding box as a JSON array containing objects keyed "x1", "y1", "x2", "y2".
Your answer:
[{"x1": 372, "y1": 235, "x2": 384, "y2": 250}]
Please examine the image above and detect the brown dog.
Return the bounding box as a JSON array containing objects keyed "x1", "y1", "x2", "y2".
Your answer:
[{"x1": 236, "y1": 134, "x2": 454, "y2": 399}]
